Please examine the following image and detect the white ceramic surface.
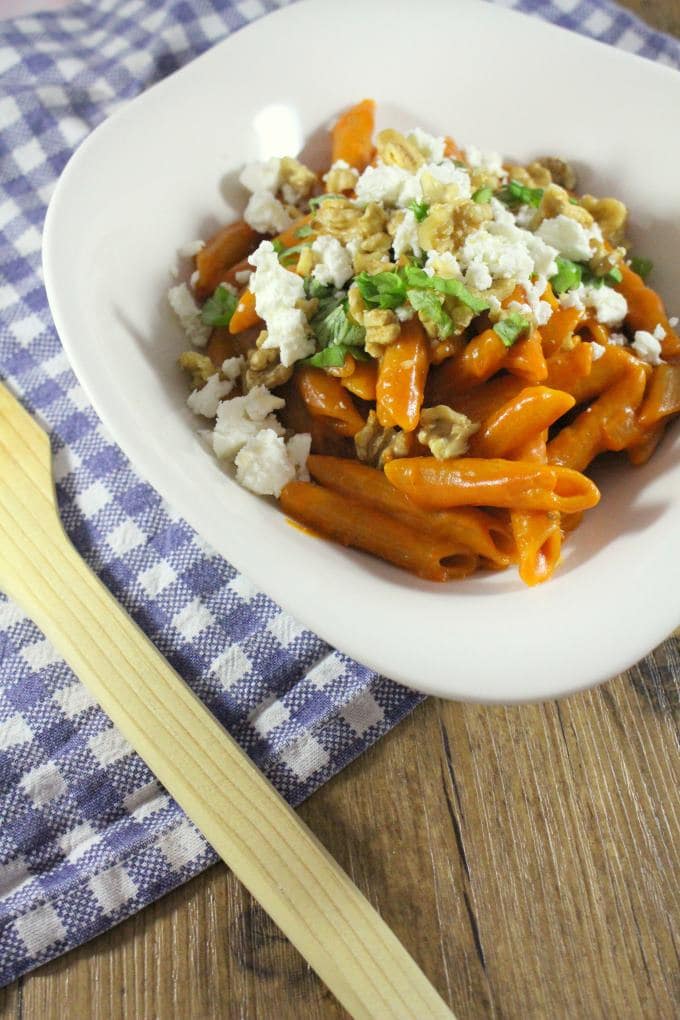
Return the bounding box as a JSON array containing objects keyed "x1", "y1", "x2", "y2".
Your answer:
[{"x1": 43, "y1": 0, "x2": 680, "y2": 703}]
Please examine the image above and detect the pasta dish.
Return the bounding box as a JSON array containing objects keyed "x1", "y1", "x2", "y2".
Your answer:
[{"x1": 169, "y1": 99, "x2": 679, "y2": 585}]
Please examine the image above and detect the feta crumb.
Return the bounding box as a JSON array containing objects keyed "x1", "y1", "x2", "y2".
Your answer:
[
  {"x1": 187, "y1": 373, "x2": 235, "y2": 418},
  {"x1": 408, "y1": 127, "x2": 446, "y2": 164},
  {"x1": 244, "y1": 190, "x2": 293, "y2": 235},
  {"x1": 464, "y1": 144, "x2": 505, "y2": 177},
  {"x1": 395, "y1": 304, "x2": 415, "y2": 322},
  {"x1": 487, "y1": 295, "x2": 502, "y2": 316},
  {"x1": 632, "y1": 330, "x2": 663, "y2": 365},
  {"x1": 221, "y1": 356, "x2": 245, "y2": 382},
  {"x1": 235, "y1": 429, "x2": 296, "y2": 497},
  {"x1": 460, "y1": 229, "x2": 534, "y2": 284},
  {"x1": 355, "y1": 163, "x2": 411, "y2": 206},
  {"x1": 311, "y1": 235, "x2": 354, "y2": 288},
  {"x1": 583, "y1": 284, "x2": 627, "y2": 327},
  {"x1": 190, "y1": 269, "x2": 200, "y2": 290},
  {"x1": 178, "y1": 239, "x2": 205, "y2": 258},
  {"x1": 670, "y1": 316, "x2": 679, "y2": 328},
  {"x1": 239, "y1": 158, "x2": 281, "y2": 194},
  {"x1": 609, "y1": 332, "x2": 627, "y2": 346},
  {"x1": 590, "y1": 342, "x2": 606, "y2": 361},
  {"x1": 424, "y1": 251, "x2": 461, "y2": 279},
  {"x1": 653, "y1": 324, "x2": 666, "y2": 341},
  {"x1": 534, "y1": 300, "x2": 553, "y2": 327},
  {"x1": 286, "y1": 432, "x2": 312, "y2": 481},
  {"x1": 392, "y1": 209, "x2": 422, "y2": 260},
  {"x1": 464, "y1": 260, "x2": 493, "y2": 291},
  {"x1": 323, "y1": 159, "x2": 358, "y2": 184},
  {"x1": 212, "y1": 385, "x2": 284, "y2": 460},
  {"x1": 235, "y1": 268, "x2": 252, "y2": 286},
  {"x1": 536, "y1": 215, "x2": 598, "y2": 262},
  {"x1": 507, "y1": 301, "x2": 533, "y2": 318},
  {"x1": 248, "y1": 241, "x2": 314, "y2": 366},
  {"x1": 559, "y1": 285, "x2": 586, "y2": 312},
  {"x1": 168, "y1": 282, "x2": 210, "y2": 348},
  {"x1": 514, "y1": 205, "x2": 535, "y2": 229},
  {"x1": 345, "y1": 235, "x2": 362, "y2": 259}
]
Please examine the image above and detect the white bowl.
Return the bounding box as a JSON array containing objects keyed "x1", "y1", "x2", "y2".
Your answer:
[{"x1": 43, "y1": 0, "x2": 680, "y2": 703}]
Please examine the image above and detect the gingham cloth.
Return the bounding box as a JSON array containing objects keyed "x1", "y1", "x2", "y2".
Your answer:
[{"x1": 0, "y1": 0, "x2": 678, "y2": 989}]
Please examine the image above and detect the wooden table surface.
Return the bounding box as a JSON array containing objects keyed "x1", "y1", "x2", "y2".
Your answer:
[{"x1": 2, "y1": 1, "x2": 679, "y2": 1017}]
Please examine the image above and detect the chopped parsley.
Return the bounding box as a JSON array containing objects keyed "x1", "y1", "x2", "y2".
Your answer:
[
  {"x1": 550, "y1": 257, "x2": 582, "y2": 295},
  {"x1": 356, "y1": 266, "x2": 490, "y2": 315},
  {"x1": 581, "y1": 264, "x2": 623, "y2": 288},
  {"x1": 401, "y1": 265, "x2": 490, "y2": 313},
  {"x1": 304, "y1": 343, "x2": 369, "y2": 369},
  {"x1": 200, "y1": 284, "x2": 238, "y2": 327},
  {"x1": 407, "y1": 199, "x2": 430, "y2": 222},
  {"x1": 630, "y1": 256, "x2": 653, "y2": 281},
  {"x1": 355, "y1": 271, "x2": 407, "y2": 309},
  {"x1": 472, "y1": 186, "x2": 493, "y2": 204},
  {"x1": 407, "y1": 289, "x2": 452, "y2": 337},
  {"x1": 493, "y1": 312, "x2": 532, "y2": 348},
  {"x1": 311, "y1": 301, "x2": 366, "y2": 350},
  {"x1": 497, "y1": 179, "x2": 544, "y2": 209}
]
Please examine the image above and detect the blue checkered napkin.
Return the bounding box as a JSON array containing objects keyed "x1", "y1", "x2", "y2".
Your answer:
[{"x1": 0, "y1": 0, "x2": 678, "y2": 989}]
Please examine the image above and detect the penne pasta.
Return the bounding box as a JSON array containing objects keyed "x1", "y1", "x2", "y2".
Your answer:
[{"x1": 376, "y1": 318, "x2": 429, "y2": 432}]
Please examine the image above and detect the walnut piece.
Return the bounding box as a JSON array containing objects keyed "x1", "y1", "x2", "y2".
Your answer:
[
  {"x1": 417, "y1": 406, "x2": 480, "y2": 459},
  {"x1": 364, "y1": 308, "x2": 400, "y2": 358},
  {"x1": 244, "y1": 333, "x2": 293, "y2": 392},
  {"x1": 279, "y1": 157, "x2": 317, "y2": 203},
  {"x1": 536, "y1": 157, "x2": 576, "y2": 191},
  {"x1": 324, "y1": 163, "x2": 359, "y2": 193},
  {"x1": 533, "y1": 183, "x2": 594, "y2": 228},
  {"x1": 178, "y1": 351, "x2": 215, "y2": 389},
  {"x1": 418, "y1": 200, "x2": 490, "y2": 254},
  {"x1": 580, "y1": 195, "x2": 628, "y2": 245},
  {"x1": 354, "y1": 411, "x2": 412, "y2": 468},
  {"x1": 376, "y1": 129, "x2": 424, "y2": 172}
]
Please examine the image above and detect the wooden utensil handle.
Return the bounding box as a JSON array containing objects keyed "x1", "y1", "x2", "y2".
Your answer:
[{"x1": 0, "y1": 438, "x2": 453, "y2": 1018}]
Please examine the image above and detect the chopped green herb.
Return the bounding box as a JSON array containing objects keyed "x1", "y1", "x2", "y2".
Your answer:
[
  {"x1": 200, "y1": 284, "x2": 238, "y2": 327},
  {"x1": 630, "y1": 256, "x2": 653, "y2": 281},
  {"x1": 304, "y1": 276, "x2": 334, "y2": 300},
  {"x1": 550, "y1": 257, "x2": 583, "y2": 295},
  {"x1": 303, "y1": 343, "x2": 369, "y2": 369},
  {"x1": 606, "y1": 265, "x2": 623, "y2": 285},
  {"x1": 407, "y1": 289, "x2": 452, "y2": 338},
  {"x1": 308, "y1": 193, "x2": 344, "y2": 210},
  {"x1": 278, "y1": 242, "x2": 311, "y2": 264},
  {"x1": 581, "y1": 264, "x2": 623, "y2": 289},
  {"x1": 408, "y1": 199, "x2": 430, "y2": 223},
  {"x1": 472, "y1": 187, "x2": 493, "y2": 204},
  {"x1": 296, "y1": 224, "x2": 314, "y2": 238},
  {"x1": 354, "y1": 271, "x2": 407, "y2": 309},
  {"x1": 401, "y1": 265, "x2": 489, "y2": 313},
  {"x1": 497, "y1": 179, "x2": 544, "y2": 208},
  {"x1": 312, "y1": 302, "x2": 365, "y2": 349},
  {"x1": 271, "y1": 239, "x2": 284, "y2": 255},
  {"x1": 568, "y1": 197, "x2": 581, "y2": 206},
  {"x1": 493, "y1": 312, "x2": 532, "y2": 348}
]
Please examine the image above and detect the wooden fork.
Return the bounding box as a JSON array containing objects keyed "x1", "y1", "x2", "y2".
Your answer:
[{"x1": 0, "y1": 381, "x2": 455, "y2": 1020}]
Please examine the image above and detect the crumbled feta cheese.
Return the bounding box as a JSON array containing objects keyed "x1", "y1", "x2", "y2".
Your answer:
[
  {"x1": 632, "y1": 330, "x2": 663, "y2": 365},
  {"x1": 464, "y1": 144, "x2": 505, "y2": 177},
  {"x1": 460, "y1": 229, "x2": 534, "y2": 284},
  {"x1": 670, "y1": 316, "x2": 679, "y2": 328},
  {"x1": 322, "y1": 159, "x2": 358, "y2": 184},
  {"x1": 221, "y1": 356, "x2": 245, "y2": 382},
  {"x1": 212, "y1": 385, "x2": 285, "y2": 460},
  {"x1": 235, "y1": 429, "x2": 296, "y2": 497},
  {"x1": 653, "y1": 324, "x2": 666, "y2": 341},
  {"x1": 424, "y1": 251, "x2": 462, "y2": 279},
  {"x1": 354, "y1": 158, "x2": 471, "y2": 209},
  {"x1": 487, "y1": 295, "x2": 502, "y2": 316},
  {"x1": 239, "y1": 157, "x2": 281, "y2": 194},
  {"x1": 408, "y1": 128, "x2": 446, "y2": 164},
  {"x1": 190, "y1": 269, "x2": 200, "y2": 290},
  {"x1": 536, "y1": 215, "x2": 598, "y2": 262},
  {"x1": 507, "y1": 301, "x2": 533, "y2": 318},
  {"x1": 178, "y1": 239, "x2": 205, "y2": 258},
  {"x1": 583, "y1": 284, "x2": 627, "y2": 327},
  {"x1": 490, "y1": 198, "x2": 516, "y2": 228},
  {"x1": 168, "y1": 282, "x2": 210, "y2": 347},
  {"x1": 533, "y1": 300, "x2": 553, "y2": 327},
  {"x1": 311, "y1": 235, "x2": 354, "y2": 288},
  {"x1": 244, "y1": 191, "x2": 293, "y2": 235},
  {"x1": 345, "y1": 235, "x2": 362, "y2": 259},
  {"x1": 355, "y1": 163, "x2": 411, "y2": 206},
  {"x1": 522, "y1": 277, "x2": 553, "y2": 326},
  {"x1": 286, "y1": 432, "x2": 312, "y2": 481},
  {"x1": 464, "y1": 261, "x2": 493, "y2": 291},
  {"x1": 514, "y1": 205, "x2": 536, "y2": 229},
  {"x1": 395, "y1": 304, "x2": 415, "y2": 322},
  {"x1": 235, "y1": 268, "x2": 252, "y2": 286},
  {"x1": 609, "y1": 332, "x2": 626, "y2": 346},
  {"x1": 248, "y1": 241, "x2": 314, "y2": 366},
  {"x1": 590, "y1": 342, "x2": 605, "y2": 361},
  {"x1": 559, "y1": 285, "x2": 586, "y2": 312},
  {"x1": 187, "y1": 373, "x2": 235, "y2": 418},
  {"x1": 391, "y1": 209, "x2": 422, "y2": 260}
]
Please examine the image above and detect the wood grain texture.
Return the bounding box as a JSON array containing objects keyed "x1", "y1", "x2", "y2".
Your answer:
[{"x1": 1, "y1": 2, "x2": 679, "y2": 1017}]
